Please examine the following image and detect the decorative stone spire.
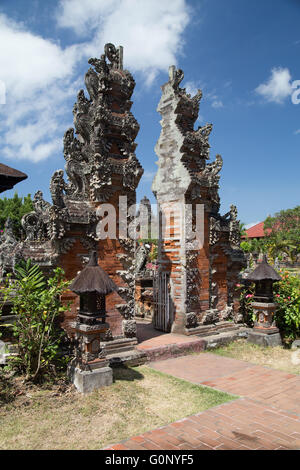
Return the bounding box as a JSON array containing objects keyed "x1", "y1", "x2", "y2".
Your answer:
[
  {"x1": 61, "y1": 43, "x2": 143, "y2": 204},
  {"x1": 1, "y1": 44, "x2": 144, "y2": 341},
  {"x1": 152, "y1": 65, "x2": 246, "y2": 333}
]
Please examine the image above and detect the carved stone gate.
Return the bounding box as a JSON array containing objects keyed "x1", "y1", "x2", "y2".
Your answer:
[{"x1": 153, "y1": 271, "x2": 173, "y2": 332}]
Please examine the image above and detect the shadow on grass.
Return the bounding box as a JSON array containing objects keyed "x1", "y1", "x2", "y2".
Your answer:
[{"x1": 112, "y1": 364, "x2": 144, "y2": 383}]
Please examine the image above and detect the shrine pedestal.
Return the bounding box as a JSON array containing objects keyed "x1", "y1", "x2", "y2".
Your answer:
[
  {"x1": 69, "y1": 359, "x2": 113, "y2": 394},
  {"x1": 247, "y1": 301, "x2": 282, "y2": 347},
  {"x1": 68, "y1": 316, "x2": 114, "y2": 393},
  {"x1": 247, "y1": 329, "x2": 282, "y2": 347}
]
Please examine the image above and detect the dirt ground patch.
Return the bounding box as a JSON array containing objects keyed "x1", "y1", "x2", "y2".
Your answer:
[
  {"x1": 0, "y1": 365, "x2": 233, "y2": 450},
  {"x1": 211, "y1": 339, "x2": 300, "y2": 375}
]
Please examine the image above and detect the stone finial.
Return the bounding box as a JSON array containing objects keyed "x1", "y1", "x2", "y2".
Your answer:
[
  {"x1": 168, "y1": 65, "x2": 176, "y2": 81},
  {"x1": 168, "y1": 66, "x2": 184, "y2": 90},
  {"x1": 118, "y1": 45, "x2": 123, "y2": 70},
  {"x1": 104, "y1": 43, "x2": 123, "y2": 70}
]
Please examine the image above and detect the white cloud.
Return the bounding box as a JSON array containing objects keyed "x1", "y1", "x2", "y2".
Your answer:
[
  {"x1": 57, "y1": 0, "x2": 190, "y2": 84},
  {"x1": 0, "y1": 1, "x2": 191, "y2": 163},
  {"x1": 294, "y1": 129, "x2": 300, "y2": 135},
  {"x1": 255, "y1": 67, "x2": 293, "y2": 104},
  {"x1": 0, "y1": 13, "x2": 84, "y2": 163},
  {"x1": 0, "y1": 14, "x2": 79, "y2": 99},
  {"x1": 56, "y1": 0, "x2": 113, "y2": 34}
]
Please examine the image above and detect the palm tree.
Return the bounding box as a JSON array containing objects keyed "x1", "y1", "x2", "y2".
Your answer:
[{"x1": 239, "y1": 222, "x2": 247, "y2": 239}]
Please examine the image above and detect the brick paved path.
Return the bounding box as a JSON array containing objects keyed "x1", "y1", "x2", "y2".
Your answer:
[{"x1": 104, "y1": 353, "x2": 300, "y2": 450}]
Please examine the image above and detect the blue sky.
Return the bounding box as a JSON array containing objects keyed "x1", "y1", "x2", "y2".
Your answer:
[{"x1": 0, "y1": 0, "x2": 299, "y2": 227}]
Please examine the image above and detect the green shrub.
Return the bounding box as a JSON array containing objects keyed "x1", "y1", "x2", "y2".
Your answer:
[
  {"x1": 2, "y1": 260, "x2": 72, "y2": 382},
  {"x1": 236, "y1": 271, "x2": 300, "y2": 343},
  {"x1": 274, "y1": 270, "x2": 300, "y2": 342},
  {"x1": 235, "y1": 282, "x2": 255, "y2": 326}
]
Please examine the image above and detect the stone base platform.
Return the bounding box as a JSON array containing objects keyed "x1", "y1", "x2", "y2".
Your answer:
[
  {"x1": 102, "y1": 336, "x2": 138, "y2": 356},
  {"x1": 104, "y1": 322, "x2": 251, "y2": 366},
  {"x1": 247, "y1": 329, "x2": 282, "y2": 347},
  {"x1": 185, "y1": 321, "x2": 243, "y2": 337},
  {"x1": 68, "y1": 359, "x2": 113, "y2": 394}
]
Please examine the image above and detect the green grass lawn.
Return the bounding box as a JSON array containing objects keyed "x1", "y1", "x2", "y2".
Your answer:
[
  {"x1": 0, "y1": 365, "x2": 235, "y2": 450},
  {"x1": 210, "y1": 339, "x2": 300, "y2": 375}
]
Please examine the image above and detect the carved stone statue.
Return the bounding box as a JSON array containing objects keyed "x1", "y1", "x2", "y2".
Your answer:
[{"x1": 50, "y1": 170, "x2": 67, "y2": 208}]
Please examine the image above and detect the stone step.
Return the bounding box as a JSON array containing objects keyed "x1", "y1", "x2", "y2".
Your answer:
[
  {"x1": 105, "y1": 345, "x2": 138, "y2": 355},
  {"x1": 102, "y1": 337, "x2": 138, "y2": 356},
  {"x1": 136, "y1": 338, "x2": 206, "y2": 363},
  {"x1": 107, "y1": 349, "x2": 147, "y2": 367},
  {"x1": 186, "y1": 322, "x2": 243, "y2": 337}
]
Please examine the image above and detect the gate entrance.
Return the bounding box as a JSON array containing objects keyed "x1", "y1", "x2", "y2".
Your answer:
[{"x1": 153, "y1": 272, "x2": 173, "y2": 332}]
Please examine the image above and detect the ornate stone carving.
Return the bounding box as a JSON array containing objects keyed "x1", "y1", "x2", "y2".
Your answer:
[
  {"x1": 1, "y1": 217, "x2": 16, "y2": 245},
  {"x1": 50, "y1": 170, "x2": 67, "y2": 209},
  {"x1": 104, "y1": 43, "x2": 122, "y2": 69},
  {"x1": 152, "y1": 64, "x2": 246, "y2": 332},
  {"x1": 134, "y1": 244, "x2": 149, "y2": 274},
  {"x1": 0, "y1": 44, "x2": 143, "y2": 343},
  {"x1": 221, "y1": 304, "x2": 234, "y2": 321},
  {"x1": 21, "y1": 212, "x2": 44, "y2": 241},
  {"x1": 186, "y1": 312, "x2": 198, "y2": 329},
  {"x1": 201, "y1": 309, "x2": 219, "y2": 324},
  {"x1": 228, "y1": 204, "x2": 241, "y2": 249},
  {"x1": 209, "y1": 217, "x2": 221, "y2": 246},
  {"x1": 122, "y1": 319, "x2": 137, "y2": 338},
  {"x1": 170, "y1": 67, "x2": 184, "y2": 91},
  {"x1": 84, "y1": 67, "x2": 100, "y2": 101},
  {"x1": 0, "y1": 218, "x2": 21, "y2": 279},
  {"x1": 63, "y1": 128, "x2": 87, "y2": 198},
  {"x1": 58, "y1": 237, "x2": 76, "y2": 255},
  {"x1": 33, "y1": 190, "x2": 51, "y2": 214}
]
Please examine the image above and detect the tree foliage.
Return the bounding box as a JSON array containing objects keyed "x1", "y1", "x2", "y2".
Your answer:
[
  {"x1": 240, "y1": 238, "x2": 266, "y2": 255},
  {"x1": 274, "y1": 270, "x2": 300, "y2": 342},
  {"x1": 0, "y1": 193, "x2": 33, "y2": 238},
  {"x1": 264, "y1": 206, "x2": 300, "y2": 263}
]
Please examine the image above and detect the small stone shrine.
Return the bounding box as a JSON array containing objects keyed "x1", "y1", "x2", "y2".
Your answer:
[
  {"x1": 152, "y1": 66, "x2": 246, "y2": 334},
  {"x1": 247, "y1": 255, "x2": 282, "y2": 347},
  {"x1": 68, "y1": 251, "x2": 116, "y2": 393}
]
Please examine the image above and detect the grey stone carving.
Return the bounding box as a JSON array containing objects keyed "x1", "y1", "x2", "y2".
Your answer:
[
  {"x1": 186, "y1": 312, "x2": 198, "y2": 329},
  {"x1": 0, "y1": 43, "x2": 143, "y2": 333},
  {"x1": 122, "y1": 319, "x2": 137, "y2": 338},
  {"x1": 152, "y1": 64, "x2": 246, "y2": 332}
]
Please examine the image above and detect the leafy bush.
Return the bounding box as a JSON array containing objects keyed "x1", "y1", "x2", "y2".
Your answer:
[
  {"x1": 3, "y1": 260, "x2": 72, "y2": 382},
  {"x1": 236, "y1": 271, "x2": 300, "y2": 343},
  {"x1": 274, "y1": 270, "x2": 300, "y2": 342},
  {"x1": 0, "y1": 193, "x2": 33, "y2": 238},
  {"x1": 264, "y1": 206, "x2": 300, "y2": 264},
  {"x1": 235, "y1": 282, "x2": 255, "y2": 326}
]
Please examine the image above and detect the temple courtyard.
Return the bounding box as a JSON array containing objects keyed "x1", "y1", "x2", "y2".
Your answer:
[
  {"x1": 105, "y1": 349, "x2": 300, "y2": 451},
  {"x1": 0, "y1": 35, "x2": 299, "y2": 453},
  {"x1": 1, "y1": 337, "x2": 300, "y2": 450}
]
